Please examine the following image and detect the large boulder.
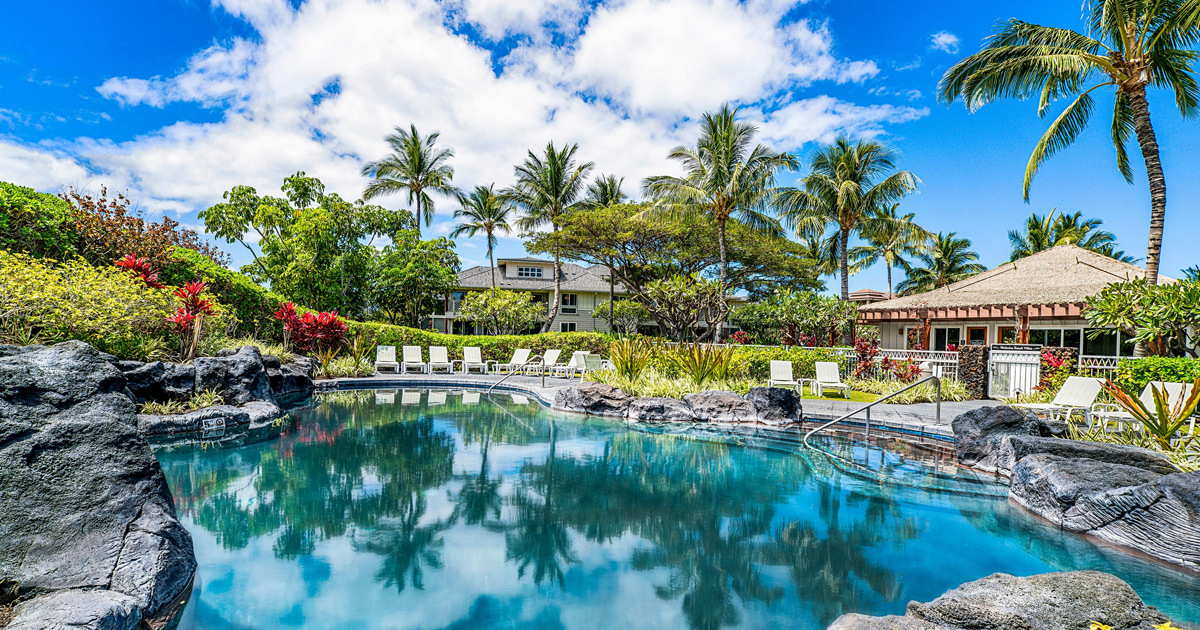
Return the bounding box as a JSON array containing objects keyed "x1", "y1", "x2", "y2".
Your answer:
[
  {"x1": 952, "y1": 405, "x2": 1044, "y2": 473},
  {"x1": 1009, "y1": 454, "x2": 1163, "y2": 525},
  {"x1": 1063, "y1": 471, "x2": 1200, "y2": 569},
  {"x1": 0, "y1": 342, "x2": 196, "y2": 625},
  {"x1": 627, "y1": 397, "x2": 694, "y2": 422},
  {"x1": 997, "y1": 435, "x2": 1177, "y2": 478},
  {"x1": 683, "y1": 391, "x2": 757, "y2": 423},
  {"x1": 193, "y1": 345, "x2": 274, "y2": 406},
  {"x1": 905, "y1": 571, "x2": 1170, "y2": 630},
  {"x1": 269, "y1": 358, "x2": 316, "y2": 397},
  {"x1": 553, "y1": 383, "x2": 633, "y2": 417},
  {"x1": 828, "y1": 614, "x2": 953, "y2": 630},
  {"x1": 745, "y1": 387, "x2": 803, "y2": 426},
  {"x1": 122, "y1": 361, "x2": 196, "y2": 403},
  {"x1": 6, "y1": 590, "x2": 142, "y2": 630}
]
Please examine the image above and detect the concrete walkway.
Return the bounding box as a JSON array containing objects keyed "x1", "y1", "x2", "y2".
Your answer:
[{"x1": 321, "y1": 372, "x2": 998, "y2": 440}]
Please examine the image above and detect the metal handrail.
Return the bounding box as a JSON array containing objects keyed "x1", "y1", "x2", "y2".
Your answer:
[
  {"x1": 802, "y1": 376, "x2": 941, "y2": 449},
  {"x1": 487, "y1": 357, "x2": 543, "y2": 393}
]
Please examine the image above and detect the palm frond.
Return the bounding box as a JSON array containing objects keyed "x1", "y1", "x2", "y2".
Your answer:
[{"x1": 1023, "y1": 89, "x2": 1099, "y2": 200}]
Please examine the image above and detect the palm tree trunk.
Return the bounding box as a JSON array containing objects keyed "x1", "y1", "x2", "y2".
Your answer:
[
  {"x1": 414, "y1": 196, "x2": 422, "y2": 239},
  {"x1": 1127, "y1": 86, "x2": 1165, "y2": 286},
  {"x1": 544, "y1": 224, "x2": 561, "y2": 333},
  {"x1": 488, "y1": 234, "x2": 496, "y2": 289},
  {"x1": 840, "y1": 228, "x2": 852, "y2": 346},
  {"x1": 886, "y1": 262, "x2": 893, "y2": 297},
  {"x1": 608, "y1": 265, "x2": 614, "y2": 334},
  {"x1": 712, "y1": 219, "x2": 728, "y2": 343}
]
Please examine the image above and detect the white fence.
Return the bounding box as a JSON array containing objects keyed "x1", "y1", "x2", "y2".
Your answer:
[
  {"x1": 832, "y1": 348, "x2": 960, "y2": 382},
  {"x1": 1078, "y1": 355, "x2": 1123, "y2": 377}
]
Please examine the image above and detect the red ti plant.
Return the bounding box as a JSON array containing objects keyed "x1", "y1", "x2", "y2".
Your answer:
[
  {"x1": 114, "y1": 253, "x2": 166, "y2": 289},
  {"x1": 168, "y1": 281, "x2": 217, "y2": 361},
  {"x1": 852, "y1": 337, "x2": 880, "y2": 379},
  {"x1": 727, "y1": 331, "x2": 751, "y2": 345},
  {"x1": 273, "y1": 302, "x2": 346, "y2": 354}
]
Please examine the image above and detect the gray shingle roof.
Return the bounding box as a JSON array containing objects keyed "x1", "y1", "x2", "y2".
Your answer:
[{"x1": 457, "y1": 262, "x2": 628, "y2": 294}]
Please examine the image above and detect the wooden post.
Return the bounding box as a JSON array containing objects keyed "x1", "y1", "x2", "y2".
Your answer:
[{"x1": 1018, "y1": 307, "x2": 1031, "y2": 344}]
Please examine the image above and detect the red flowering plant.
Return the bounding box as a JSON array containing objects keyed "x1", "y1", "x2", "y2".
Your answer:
[
  {"x1": 890, "y1": 358, "x2": 922, "y2": 383},
  {"x1": 168, "y1": 281, "x2": 218, "y2": 360},
  {"x1": 852, "y1": 337, "x2": 880, "y2": 379},
  {"x1": 273, "y1": 302, "x2": 346, "y2": 354},
  {"x1": 727, "y1": 331, "x2": 751, "y2": 345},
  {"x1": 1036, "y1": 349, "x2": 1073, "y2": 392},
  {"x1": 114, "y1": 253, "x2": 166, "y2": 289}
]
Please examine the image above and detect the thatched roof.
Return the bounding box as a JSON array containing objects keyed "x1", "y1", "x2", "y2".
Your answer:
[{"x1": 859, "y1": 245, "x2": 1160, "y2": 313}]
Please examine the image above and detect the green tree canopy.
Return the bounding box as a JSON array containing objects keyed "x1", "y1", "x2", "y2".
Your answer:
[
  {"x1": 368, "y1": 234, "x2": 460, "y2": 327},
  {"x1": 456, "y1": 288, "x2": 546, "y2": 335},
  {"x1": 1008, "y1": 208, "x2": 1129, "y2": 261}
]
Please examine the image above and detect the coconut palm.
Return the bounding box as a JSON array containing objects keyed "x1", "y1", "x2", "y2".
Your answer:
[
  {"x1": 642, "y1": 103, "x2": 798, "y2": 341},
  {"x1": 506, "y1": 142, "x2": 594, "y2": 333},
  {"x1": 1008, "y1": 208, "x2": 1119, "y2": 260},
  {"x1": 778, "y1": 137, "x2": 920, "y2": 342},
  {"x1": 939, "y1": 1, "x2": 1200, "y2": 284},
  {"x1": 361, "y1": 124, "x2": 461, "y2": 237},
  {"x1": 897, "y1": 232, "x2": 986, "y2": 295},
  {"x1": 850, "y1": 204, "x2": 931, "y2": 296},
  {"x1": 577, "y1": 174, "x2": 629, "y2": 209},
  {"x1": 450, "y1": 185, "x2": 513, "y2": 288},
  {"x1": 1184, "y1": 264, "x2": 1200, "y2": 281}
]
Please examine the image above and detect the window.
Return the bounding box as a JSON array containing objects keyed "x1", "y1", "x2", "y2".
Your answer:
[
  {"x1": 560, "y1": 322, "x2": 577, "y2": 333},
  {"x1": 517, "y1": 267, "x2": 543, "y2": 278},
  {"x1": 998, "y1": 327, "x2": 1018, "y2": 344},
  {"x1": 1084, "y1": 328, "x2": 1118, "y2": 356},
  {"x1": 905, "y1": 327, "x2": 926, "y2": 350},
  {"x1": 561, "y1": 293, "x2": 577, "y2": 314},
  {"x1": 967, "y1": 327, "x2": 987, "y2": 346},
  {"x1": 1028, "y1": 329, "x2": 1063, "y2": 347},
  {"x1": 933, "y1": 327, "x2": 961, "y2": 351}
]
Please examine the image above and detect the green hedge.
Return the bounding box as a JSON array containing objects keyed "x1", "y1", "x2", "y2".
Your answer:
[
  {"x1": 350, "y1": 322, "x2": 616, "y2": 362},
  {"x1": 160, "y1": 247, "x2": 287, "y2": 341},
  {"x1": 1114, "y1": 357, "x2": 1200, "y2": 394},
  {"x1": 0, "y1": 181, "x2": 76, "y2": 259},
  {"x1": 732, "y1": 346, "x2": 847, "y2": 380}
]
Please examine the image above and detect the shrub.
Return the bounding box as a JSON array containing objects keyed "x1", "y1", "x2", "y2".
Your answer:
[
  {"x1": 198, "y1": 335, "x2": 296, "y2": 362},
  {"x1": 169, "y1": 281, "x2": 220, "y2": 361},
  {"x1": 274, "y1": 302, "x2": 347, "y2": 353},
  {"x1": 160, "y1": 247, "x2": 286, "y2": 340},
  {"x1": 671, "y1": 343, "x2": 737, "y2": 387},
  {"x1": 732, "y1": 346, "x2": 847, "y2": 381},
  {"x1": 610, "y1": 338, "x2": 652, "y2": 381},
  {"x1": 847, "y1": 378, "x2": 972, "y2": 403},
  {"x1": 140, "y1": 389, "x2": 224, "y2": 415},
  {"x1": 115, "y1": 253, "x2": 166, "y2": 289},
  {"x1": 589, "y1": 368, "x2": 758, "y2": 399},
  {"x1": 1113, "y1": 357, "x2": 1200, "y2": 395},
  {"x1": 0, "y1": 181, "x2": 76, "y2": 259}
]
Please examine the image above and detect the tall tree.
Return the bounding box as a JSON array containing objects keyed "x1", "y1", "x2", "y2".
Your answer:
[
  {"x1": 361, "y1": 124, "x2": 461, "y2": 237},
  {"x1": 939, "y1": 1, "x2": 1200, "y2": 285},
  {"x1": 450, "y1": 185, "x2": 513, "y2": 288},
  {"x1": 778, "y1": 137, "x2": 920, "y2": 343},
  {"x1": 850, "y1": 204, "x2": 930, "y2": 296},
  {"x1": 897, "y1": 232, "x2": 986, "y2": 295},
  {"x1": 1008, "y1": 208, "x2": 1120, "y2": 260},
  {"x1": 643, "y1": 103, "x2": 798, "y2": 341},
  {"x1": 576, "y1": 173, "x2": 629, "y2": 331},
  {"x1": 506, "y1": 142, "x2": 594, "y2": 333}
]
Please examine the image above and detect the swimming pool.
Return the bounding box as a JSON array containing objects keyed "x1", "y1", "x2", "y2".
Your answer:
[{"x1": 155, "y1": 389, "x2": 1200, "y2": 630}]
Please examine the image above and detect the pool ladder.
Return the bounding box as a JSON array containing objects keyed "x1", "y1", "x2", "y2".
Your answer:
[
  {"x1": 487, "y1": 358, "x2": 544, "y2": 393},
  {"x1": 802, "y1": 375, "x2": 941, "y2": 450}
]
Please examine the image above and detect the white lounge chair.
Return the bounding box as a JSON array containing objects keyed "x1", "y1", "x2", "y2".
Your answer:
[
  {"x1": 375, "y1": 345, "x2": 399, "y2": 374},
  {"x1": 490, "y1": 348, "x2": 532, "y2": 374},
  {"x1": 401, "y1": 346, "x2": 427, "y2": 374},
  {"x1": 1092, "y1": 381, "x2": 1197, "y2": 435},
  {"x1": 401, "y1": 390, "x2": 421, "y2": 405},
  {"x1": 456, "y1": 347, "x2": 489, "y2": 374},
  {"x1": 579, "y1": 354, "x2": 606, "y2": 381},
  {"x1": 813, "y1": 362, "x2": 849, "y2": 398},
  {"x1": 428, "y1": 346, "x2": 454, "y2": 374},
  {"x1": 552, "y1": 351, "x2": 586, "y2": 379},
  {"x1": 1014, "y1": 376, "x2": 1104, "y2": 421},
  {"x1": 768, "y1": 360, "x2": 801, "y2": 391},
  {"x1": 526, "y1": 349, "x2": 563, "y2": 375}
]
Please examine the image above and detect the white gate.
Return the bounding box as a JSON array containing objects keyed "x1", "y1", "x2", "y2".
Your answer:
[{"x1": 988, "y1": 344, "x2": 1042, "y2": 399}]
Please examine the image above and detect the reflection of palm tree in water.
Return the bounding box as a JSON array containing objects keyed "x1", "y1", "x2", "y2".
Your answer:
[
  {"x1": 452, "y1": 417, "x2": 503, "y2": 527},
  {"x1": 356, "y1": 493, "x2": 451, "y2": 592}
]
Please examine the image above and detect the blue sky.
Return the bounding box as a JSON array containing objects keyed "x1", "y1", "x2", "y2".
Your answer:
[{"x1": 3, "y1": 0, "x2": 1198, "y2": 293}]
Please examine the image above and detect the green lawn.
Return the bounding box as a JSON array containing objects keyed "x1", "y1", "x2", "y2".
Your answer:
[{"x1": 800, "y1": 390, "x2": 878, "y2": 403}]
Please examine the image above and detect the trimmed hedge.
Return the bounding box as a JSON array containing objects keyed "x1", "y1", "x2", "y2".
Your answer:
[
  {"x1": 733, "y1": 346, "x2": 847, "y2": 380},
  {"x1": 160, "y1": 247, "x2": 287, "y2": 341},
  {"x1": 350, "y1": 322, "x2": 616, "y2": 362},
  {"x1": 0, "y1": 181, "x2": 76, "y2": 259},
  {"x1": 1114, "y1": 357, "x2": 1200, "y2": 394}
]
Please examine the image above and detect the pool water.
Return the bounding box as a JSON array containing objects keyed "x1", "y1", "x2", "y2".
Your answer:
[{"x1": 155, "y1": 389, "x2": 1200, "y2": 630}]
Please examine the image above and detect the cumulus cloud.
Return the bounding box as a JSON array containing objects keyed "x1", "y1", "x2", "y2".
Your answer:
[
  {"x1": 930, "y1": 31, "x2": 960, "y2": 54},
  {"x1": 3, "y1": 0, "x2": 925, "y2": 226},
  {"x1": 0, "y1": 141, "x2": 91, "y2": 192}
]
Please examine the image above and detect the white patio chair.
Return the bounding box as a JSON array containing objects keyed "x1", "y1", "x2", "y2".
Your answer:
[
  {"x1": 579, "y1": 354, "x2": 606, "y2": 381},
  {"x1": 490, "y1": 349, "x2": 532, "y2": 374},
  {"x1": 1014, "y1": 376, "x2": 1104, "y2": 422},
  {"x1": 401, "y1": 390, "x2": 421, "y2": 405},
  {"x1": 428, "y1": 391, "x2": 447, "y2": 406},
  {"x1": 813, "y1": 361, "x2": 849, "y2": 398},
  {"x1": 1091, "y1": 381, "x2": 1197, "y2": 435},
  {"x1": 375, "y1": 345, "x2": 399, "y2": 374},
  {"x1": 456, "y1": 347, "x2": 489, "y2": 374},
  {"x1": 462, "y1": 391, "x2": 480, "y2": 405},
  {"x1": 428, "y1": 346, "x2": 454, "y2": 374},
  {"x1": 401, "y1": 346, "x2": 427, "y2": 374},
  {"x1": 551, "y1": 351, "x2": 585, "y2": 379},
  {"x1": 768, "y1": 360, "x2": 800, "y2": 391},
  {"x1": 526, "y1": 349, "x2": 563, "y2": 375}
]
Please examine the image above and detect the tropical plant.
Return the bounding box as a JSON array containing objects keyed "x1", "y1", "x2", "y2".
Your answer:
[
  {"x1": 1008, "y1": 208, "x2": 1121, "y2": 260},
  {"x1": 850, "y1": 204, "x2": 930, "y2": 296},
  {"x1": 506, "y1": 142, "x2": 594, "y2": 332},
  {"x1": 360, "y1": 124, "x2": 461, "y2": 236},
  {"x1": 159, "y1": 247, "x2": 288, "y2": 341},
  {"x1": 455, "y1": 288, "x2": 545, "y2": 336},
  {"x1": 939, "y1": 1, "x2": 1200, "y2": 285},
  {"x1": 1085, "y1": 279, "x2": 1200, "y2": 357},
  {"x1": 609, "y1": 338, "x2": 652, "y2": 381},
  {"x1": 642, "y1": 103, "x2": 798, "y2": 341},
  {"x1": 140, "y1": 389, "x2": 224, "y2": 415},
  {"x1": 779, "y1": 137, "x2": 921, "y2": 316},
  {"x1": 847, "y1": 378, "x2": 971, "y2": 403},
  {"x1": 897, "y1": 232, "x2": 986, "y2": 295},
  {"x1": 450, "y1": 185, "x2": 513, "y2": 288},
  {"x1": 273, "y1": 302, "x2": 347, "y2": 354},
  {"x1": 1101, "y1": 378, "x2": 1200, "y2": 450},
  {"x1": 577, "y1": 174, "x2": 629, "y2": 209},
  {"x1": 593, "y1": 299, "x2": 650, "y2": 336},
  {"x1": 114, "y1": 253, "x2": 166, "y2": 289},
  {"x1": 0, "y1": 180, "x2": 77, "y2": 259},
  {"x1": 1183, "y1": 264, "x2": 1200, "y2": 281},
  {"x1": 728, "y1": 303, "x2": 782, "y2": 345},
  {"x1": 769, "y1": 289, "x2": 859, "y2": 347},
  {"x1": 315, "y1": 346, "x2": 341, "y2": 378},
  {"x1": 671, "y1": 343, "x2": 737, "y2": 388},
  {"x1": 348, "y1": 328, "x2": 378, "y2": 377},
  {"x1": 641, "y1": 274, "x2": 726, "y2": 341},
  {"x1": 168, "y1": 281, "x2": 220, "y2": 361},
  {"x1": 366, "y1": 234, "x2": 460, "y2": 326}
]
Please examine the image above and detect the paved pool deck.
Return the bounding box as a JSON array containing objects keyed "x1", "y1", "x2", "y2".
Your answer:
[{"x1": 321, "y1": 373, "x2": 1000, "y2": 441}]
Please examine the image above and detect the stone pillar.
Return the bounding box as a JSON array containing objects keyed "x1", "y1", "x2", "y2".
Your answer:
[{"x1": 959, "y1": 345, "x2": 990, "y2": 399}]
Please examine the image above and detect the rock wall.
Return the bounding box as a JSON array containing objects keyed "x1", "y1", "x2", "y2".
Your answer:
[
  {"x1": 552, "y1": 383, "x2": 803, "y2": 427},
  {"x1": 0, "y1": 342, "x2": 197, "y2": 630},
  {"x1": 958, "y1": 345, "x2": 989, "y2": 400}
]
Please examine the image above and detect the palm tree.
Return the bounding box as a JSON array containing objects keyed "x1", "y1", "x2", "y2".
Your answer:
[
  {"x1": 506, "y1": 142, "x2": 594, "y2": 333},
  {"x1": 1184, "y1": 264, "x2": 1200, "y2": 281},
  {"x1": 1008, "y1": 208, "x2": 1119, "y2": 260},
  {"x1": 578, "y1": 174, "x2": 629, "y2": 209},
  {"x1": 797, "y1": 232, "x2": 843, "y2": 280},
  {"x1": 939, "y1": 1, "x2": 1200, "y2": 285},
  {"x1": 778, "y1": 137, "x2": 920, "y2": 343},
  {"x1": 850, "y1": 204, "x2": 931, "y2": 296},
  {"x1": 897, "y1": 232, "x2": 987, "y2": 295},
  {"x1": 643, "y1": 103, "x2": 798, "y2": 341},
  {"x1": 361, "y1": 124, "x2": 461, "y2": 237},
  {"x1": 450, "y1": 185, "x2": 513, "y2": 288}
]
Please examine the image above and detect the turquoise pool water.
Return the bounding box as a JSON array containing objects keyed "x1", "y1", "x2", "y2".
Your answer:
[{"x1": 155, "y1": 389, "x2": 1200, "y2": 630}]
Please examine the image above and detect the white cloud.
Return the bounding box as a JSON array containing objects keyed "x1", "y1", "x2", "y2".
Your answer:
[
  {"x1": 0, "y1": 141, "x2": 90, "y2": 191},
  {"x1": 1, "y1": 0, "x2": 925, "y2": 224},
  {"x1": 454, "y1": 0, "x2": 584, "y2": 40},
  {"x1": 930, "y1": 31, "x2": 960, "y2": 54}
]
